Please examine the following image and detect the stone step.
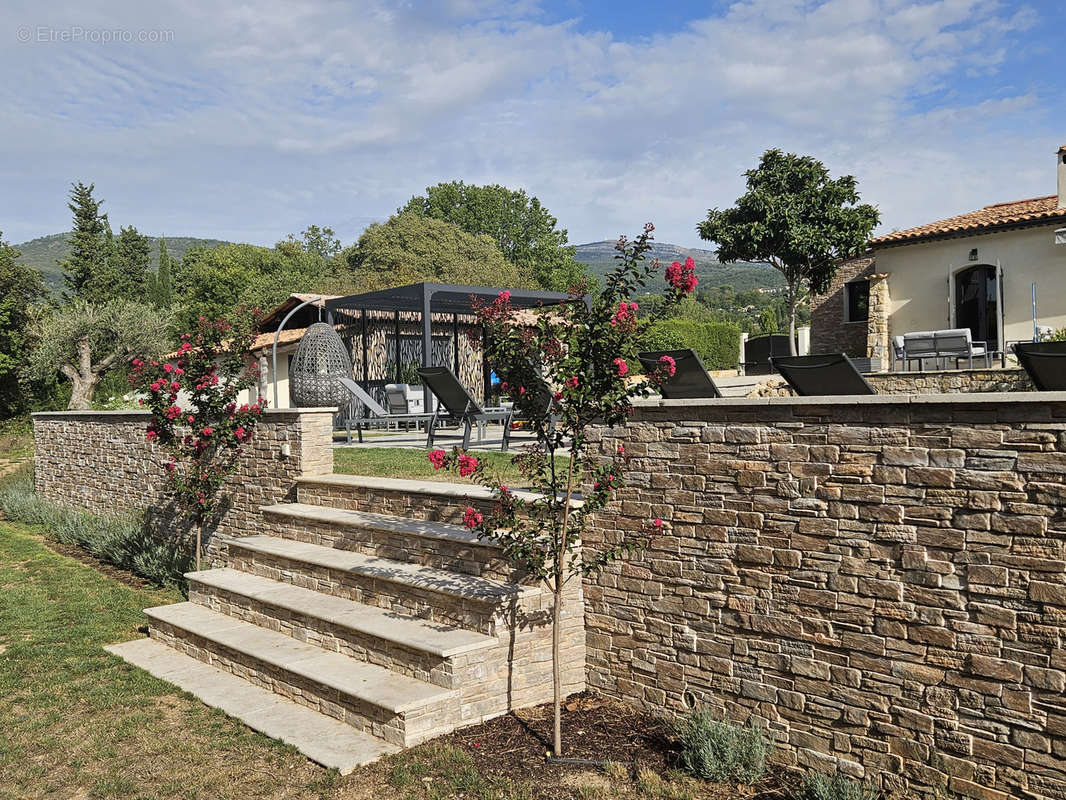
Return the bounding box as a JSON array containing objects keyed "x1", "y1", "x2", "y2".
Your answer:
[
  {"x1": 187, "y1": 567, "x2": 498, "y2": 688},
  {"x1": 224, "y1": 535, "x2": 544, "y2": 635},
  {"x1": 144, "y1": 602, "x2": 459, "y2": 747},
  {"x1": 295, "y1": 474, "x2": 581, "y2": 527},
  {"x1": 259, "y1": 503, "x2": 519, "y2": 581},
  {"x1": 105, "y1": 637, "x2": 400, "y2": 773}
]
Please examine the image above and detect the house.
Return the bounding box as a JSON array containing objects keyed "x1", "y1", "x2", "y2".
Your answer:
[{"x1": 812, "y1": 146, "x2": 1066, "y2": 365}]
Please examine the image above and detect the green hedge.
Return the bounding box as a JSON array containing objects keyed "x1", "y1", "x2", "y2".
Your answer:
[{"x1": 642, "y1": 319, "x2": 742, "y2": 370}]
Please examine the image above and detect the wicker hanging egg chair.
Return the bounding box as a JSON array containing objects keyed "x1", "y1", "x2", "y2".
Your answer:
[{"x1": 289, "y1": 322, "x2": 353, "y2": 407}]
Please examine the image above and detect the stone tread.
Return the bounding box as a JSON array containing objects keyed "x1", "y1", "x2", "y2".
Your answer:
[
  {"x1": 187, "y1": 567, "x2": 499, "y2": 657},
  {"x1": 105, "y1": 637, "x2": 399, "y2": 773},
  {"x1": 227, "y1": 535, "x2": 541, "y2": 602},
  {"x1": 260, "y1": 502, "x2": 501, "y2": 550},
  {"x1": 296, "y1": 473, "x2": 584, "y2": 507},
  {"x1": 144, "y1": 602, "x2": 457, "y2": 713}
]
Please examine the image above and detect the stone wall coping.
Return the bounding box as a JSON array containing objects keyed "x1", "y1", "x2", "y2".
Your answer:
[
  {"x1": 633, "y1": 391, "x2": 1066, "y2": 410},
  {"x1": 32, "y1": 407, "x2": 338, "y2": 420}
]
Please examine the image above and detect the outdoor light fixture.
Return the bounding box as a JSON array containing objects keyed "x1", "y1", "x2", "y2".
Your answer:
[{"x1": 968, "y1": 248, "x2": 979, "y2": 261}]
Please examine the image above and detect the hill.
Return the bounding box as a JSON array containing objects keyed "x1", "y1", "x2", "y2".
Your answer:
[
  {"x1": 572, "y1": 241, "x2": 782, "y2": 293},
  {"x1": 12, "y1": 232, "x2": 233, "y2": 291}
]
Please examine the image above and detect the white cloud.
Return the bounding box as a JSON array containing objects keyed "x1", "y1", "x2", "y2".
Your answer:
[{"x1": 0, "y1": 0, "x2": 1058, "y2": 252}]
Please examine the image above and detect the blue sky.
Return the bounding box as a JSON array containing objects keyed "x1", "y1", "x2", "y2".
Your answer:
[{"x1": 2, "y1": 0, "x2": 1063, "y2": 251}]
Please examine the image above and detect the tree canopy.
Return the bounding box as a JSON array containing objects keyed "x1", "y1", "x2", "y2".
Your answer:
[
  {"x1": 0, "y1": 235, "x2": 49, "y2": 416},
  {"x1": 400, "y1": 181, "x2": 585, "y2": 291},
  {"x1": 59, "y1": 182, "x2": 108, "y2": 301},
  {"x1": 175, "y1": 242, "x2": 329, "y2": 328},
  {"x1": 342, "y1": 213, "x2": 530, "y2": 291},
  {"x1": 26, "y1": 299, "x2": 173, "y2": 409},
  {"x1": 697, "y1": 148, "x2": 879, "y2": 352}
]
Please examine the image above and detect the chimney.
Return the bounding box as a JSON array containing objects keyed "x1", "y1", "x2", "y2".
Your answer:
[{"x1": 1059, "y1": 145, "x2": 1066, "y2": 208}]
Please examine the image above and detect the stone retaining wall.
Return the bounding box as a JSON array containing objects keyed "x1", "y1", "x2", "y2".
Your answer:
[
  {"x1": 586, "y1": 394, "x2": 1066, "y2": 800},
  {"x1": 32, "y1": 409, "x2": 334, "y2": 559}
]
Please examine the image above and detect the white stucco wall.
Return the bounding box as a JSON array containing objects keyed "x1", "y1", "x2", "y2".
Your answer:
[
  {"x1": 246, "y1": 351, "x2": 292, "y2": 409},
  {"x1": 873, "y1": 224, "x2": 1066, "y2": 349}
]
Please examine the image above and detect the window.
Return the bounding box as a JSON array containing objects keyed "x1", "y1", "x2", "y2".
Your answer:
[{"x1": 844, "y1": 281, "x2": 869, "y2": 323}]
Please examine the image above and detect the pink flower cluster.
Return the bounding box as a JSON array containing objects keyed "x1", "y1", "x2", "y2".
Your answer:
[
  {"x1": 613, "y1": 357, "x2": 628, "y2": 377},
  {"x1": 463, "y1": 506, "x2": 483, "y2": 530},
  {"x1": 610, "y1": 300, "x2": 639, "y2": 329},
  {"x1": 458, "y1": 454, "x2": 479, "y2": 478},
  {"x1": 428, "y1": 449, "x2": 447, "y2": 470},
  {"x1": 658, "y1": 354, "x2": 677, "y2": 377},
  {"x1": 665, "y1": 257, "x2": 698, "y2": 293}
]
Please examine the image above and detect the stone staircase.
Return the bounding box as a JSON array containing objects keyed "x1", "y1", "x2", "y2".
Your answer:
[{"x1": 106, "y1": 474, "x2": 585, "y2": 773}]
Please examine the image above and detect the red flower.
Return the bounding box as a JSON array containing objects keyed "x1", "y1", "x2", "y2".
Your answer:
[
  {"x1": 235, "y1": 427, "x2": 247, "y2": 441},
  {"x1": 498, "y1": 290, "x2": 511, "y2": 303},
  {"x1": 201, "y1": 427, "x2": 214, "y2": 436},
  {"x1": 163, "y1": 363, "x2": 173, "y2": 374},
  {"x1": 658, "y1": 355, "x2": 677, "y2": 377},
  {"x1": 146, "y1": 430, "x2": 158, "y2": 442},
  {"x1": 613, "y1": 357, "x2": 628, "y2": 377},
  {"x1": 652, "y1": 518, "x2": 664, "y2": 528},
  {"x1": 566, "y1": 376, "x2": 579, "y2": 388},
  {"x1": 462, "y1": 507, "x2": 483, "y2": 530},
  {"x1": 458, "y1": 454, "x2": 479, "y2": 478},
  {"x1": 665, "y1": 258, "x2": 698, "y2": 293},
  {"x1": 428, "y1": 449, "x2": 447, "y2": 470}
]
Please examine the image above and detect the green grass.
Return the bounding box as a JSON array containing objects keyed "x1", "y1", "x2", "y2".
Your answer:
[{"x1": 334, "y1": 446, "x2": 568, "y2": 488}]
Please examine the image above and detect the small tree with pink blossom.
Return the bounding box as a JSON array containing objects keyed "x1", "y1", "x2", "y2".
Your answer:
[
  {"x1": 131, "y1": 313, "x2": 265, "y2": 570},
  {"x1": 428, "y1": 224, "x2": 696, "y2": 757}
]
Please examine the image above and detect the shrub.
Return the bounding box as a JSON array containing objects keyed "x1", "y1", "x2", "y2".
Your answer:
[
  {"x1": 642, "y1": 319, "x2": 741, "y2": 370},
  {"x1": 794, "y1": 773, "x2": 880, "y2": 800},
  {"x1": 0, "y1": 474, "x2": 190, "y2": 586},
  {"x1": 675, "y1": 710, "x2": 772, "y2": 784}
]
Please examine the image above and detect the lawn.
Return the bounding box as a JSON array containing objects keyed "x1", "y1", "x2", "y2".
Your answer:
[
  {"x1": 333, "y1": 447, "x2": 570, "y2": 488},
  {"x1": 0, "y1": 520, "x2": 739, "y2": 800}
]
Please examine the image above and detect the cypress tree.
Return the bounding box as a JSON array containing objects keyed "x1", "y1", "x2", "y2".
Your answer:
[
  {"x1": 59, "y1": 182, "x2": 107, "y2": 300},
  {"x1": 149, "y1": 236, "x2": 174, "y2": 307}
]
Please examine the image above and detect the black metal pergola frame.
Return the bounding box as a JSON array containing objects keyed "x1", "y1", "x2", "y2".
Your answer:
[{"x1": 322, "y1": 282, "x2": 576, "y2": 411}]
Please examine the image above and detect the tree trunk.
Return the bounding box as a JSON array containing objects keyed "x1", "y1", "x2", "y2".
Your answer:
[
  {"x1": 67, "y1": 377, "x2": 96, "y2": 410},
  {"x1": 552, "y1": 579, "x2": 563, "y2": 756},
  {"x1": 787, "y1": 283, "x2": 798, "y2": 356},
  {"x1": 65, "y1": 336, "x2": 99, "y2": 409}
]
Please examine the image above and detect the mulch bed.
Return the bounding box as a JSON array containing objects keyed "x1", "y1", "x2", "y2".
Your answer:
[
  {"x1": 442, "y1": 693, "x2": 676, "y2": 775},
  {"x1": 437, "y1": 692, "x2": 792, "y2": 798}
]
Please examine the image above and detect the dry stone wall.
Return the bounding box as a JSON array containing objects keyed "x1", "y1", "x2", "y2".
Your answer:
[
  {"x1": 751, "y1": 369, "x2": 1033, "y2": 398},
  {"x1": 32, "y1": 409, "x2": 334, "y2": 560},
  {"x1": 586, "y1": 395, "x2": 1066, "y2": 800}
]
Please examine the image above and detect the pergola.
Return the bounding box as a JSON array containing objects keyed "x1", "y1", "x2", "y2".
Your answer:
[{"x1": 320, "y1": 282, "x2": 577, "y2": 410}]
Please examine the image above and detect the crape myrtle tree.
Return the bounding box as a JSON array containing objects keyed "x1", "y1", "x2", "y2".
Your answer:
[
  {"x1": 698, "y1": 149, "x2": 879, "y2": 354},
  {"x1": 131, "y1": 313, "x2": 265, "y2": 570},
  {"x1": 428, "y1": 224, "x2": 697, "y2": 757}
]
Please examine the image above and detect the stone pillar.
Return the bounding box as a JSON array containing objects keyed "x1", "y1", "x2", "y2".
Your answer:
[
  {"x1": 866, "y1": 273, "x2": 890, "y2": 368},
  {"x1": 797, "y1": 326, "x2": 811, "y2": 355},
  {"x1": 739, "y1": 332, "x2": 748, "y2": 375}
]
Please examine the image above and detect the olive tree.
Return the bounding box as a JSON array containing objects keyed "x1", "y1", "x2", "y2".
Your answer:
[
  {"x1": 698, "y1": 149, "x2": 879, "y2": 354},
  {"x1": 26, "y1": 300, "x2": 173, "y2": 409}
]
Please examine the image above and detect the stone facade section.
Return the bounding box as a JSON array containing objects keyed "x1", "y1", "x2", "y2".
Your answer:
[
  {"x1": 32, "y1": 408, "x2": 335, "y2": 560},
  {"x1": 810, "y1": 255, "x2": 874, "y2": 356},
  {"x1": 586, "y1": 395, "x2": 1066, "y2": 800},
  {"x1": 866, "y1": 272, "x2": 890, "y2": 363}
]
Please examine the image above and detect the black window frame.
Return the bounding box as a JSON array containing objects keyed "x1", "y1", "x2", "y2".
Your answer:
[{"x1": 844, "y1": 280, "x2": 869, "y2": 323}]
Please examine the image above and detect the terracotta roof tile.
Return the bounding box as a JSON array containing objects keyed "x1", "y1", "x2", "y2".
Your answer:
[{"x1": 871, "y1": 195, "x2": 1066, "y2": 246}]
